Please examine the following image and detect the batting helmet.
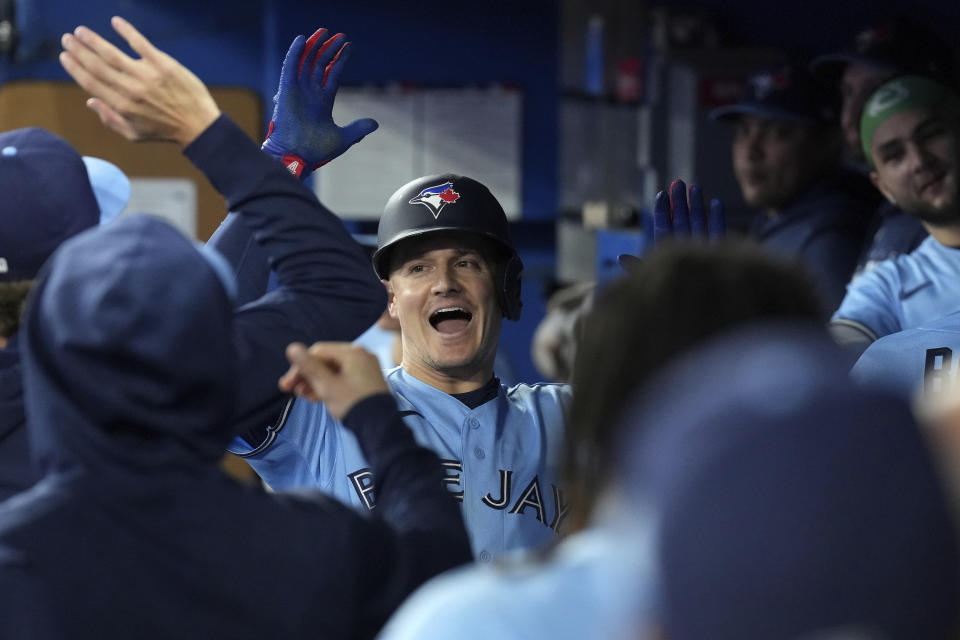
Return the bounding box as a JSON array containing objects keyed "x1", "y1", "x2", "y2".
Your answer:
[{"x1": 373, "y1": 173, "x2": 523, "y2": 321}]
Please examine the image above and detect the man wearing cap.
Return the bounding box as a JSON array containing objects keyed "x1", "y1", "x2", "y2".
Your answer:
[
  {"x1": 811, "y1": 19, "x2": 957, "y2": 273},
  {"x1": 711, "y1": 63, "x2": 874, "y2": 312},
  {"x1": 0, "y1": 128, "x2": 129, "y2": 502},
  {"x1": 221, "y1": 29, "x2": 572, "y2": 560},
  {"x1": 1, "y1": 19, "x2": 387, "y2": 505},
  {"x1": 831, "y1": 75, "x2": 960, "y2": 351}
]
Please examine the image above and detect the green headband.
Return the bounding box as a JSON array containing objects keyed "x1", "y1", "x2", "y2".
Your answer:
[{"x1": 861, "y1": 75, "x2": 960, "y2": 166}]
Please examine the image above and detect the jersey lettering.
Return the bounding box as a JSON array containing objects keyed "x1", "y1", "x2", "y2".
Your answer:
[
  {"x1": 440, "y1": 459, "x2": 464, "y2": 502},
  {"x1": 347, "y1": 464, "x2": 566, "y2": 531},
  {"x1": 508, "y1": 476, "x2": 546, "y2": 523},
  {"x1": 549, "y1": 485, "x2": 570, "y2": 533},
  {"x1": 481, "y1": 470, "x2": 513, "y2": 509},
  {"x1": 348, "y1": 468, "x2": 376, "y2": 510},
  {"x1": 924, "y1": 347, "x2": 953, "y2": 395}
]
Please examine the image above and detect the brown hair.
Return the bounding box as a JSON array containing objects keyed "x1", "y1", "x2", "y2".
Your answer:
[{"x1": 563, "y1": 241, "x2": 824, "y2": 532}]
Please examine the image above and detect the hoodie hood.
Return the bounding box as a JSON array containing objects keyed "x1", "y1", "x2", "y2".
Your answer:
[
  {"x1": 21, "y1": 215, "x2": 236, "y2": 476},
  {"x1": 0, "y1": 332, "x2": 23, "y2": 443}
]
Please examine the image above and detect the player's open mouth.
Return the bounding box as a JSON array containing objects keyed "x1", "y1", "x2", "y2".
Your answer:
[{"x1": 429, "y1": 307, "x2": 473, "y2": 334}]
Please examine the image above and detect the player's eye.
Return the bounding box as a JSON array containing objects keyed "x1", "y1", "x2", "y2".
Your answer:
[
  {"x1": 878, "y1": 146, "x2": 904, "y2": 165},
  {"x1": 408, "y1": 264, "x2": 426, "y2": 274}
]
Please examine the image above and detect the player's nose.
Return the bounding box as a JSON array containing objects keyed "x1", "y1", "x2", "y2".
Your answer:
[{"x1": 430, "y1": 264, "x2": 462, "y2": 294}]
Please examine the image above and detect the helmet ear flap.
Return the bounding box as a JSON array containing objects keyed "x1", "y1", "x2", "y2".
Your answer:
[{"x1": 500, "y1": 253, "x2": 523, "y2": 321}]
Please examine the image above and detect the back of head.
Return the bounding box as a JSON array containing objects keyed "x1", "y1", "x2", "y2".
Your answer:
[
  {"x1": 565, "y1": 241, "x2": 824, "y2": 527},
  {"x1": 630, "y1": 324, "x2": 960, "y2": 639},
  {"x1": 374, "y1": 173, "x2": 523, "y2": 320},
  {"x1": 21, "y1": 215, "x2": 237, "y2": 474},
  {"x1": 0, "y1": 127, "x2": 100, "y2": 283}
]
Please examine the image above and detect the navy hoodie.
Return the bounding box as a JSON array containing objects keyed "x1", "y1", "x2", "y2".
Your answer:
[
  {"x1": 0, "y1": 115, "x2": 386, "y2": 502},
  {"x1": 0, "y1": 119, "x2": 468, "y2": 639},
  {"x1": 748, "y1": 170, "x2": 873, "y2": 315}
]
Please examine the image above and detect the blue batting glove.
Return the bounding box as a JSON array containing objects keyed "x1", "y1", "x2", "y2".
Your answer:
[
  {"x1": 652, "y1": 179, "x2": 725, "y2": 244},
  {"x1": 262, "y1": 28, "x2": 379, "y2": 180}
]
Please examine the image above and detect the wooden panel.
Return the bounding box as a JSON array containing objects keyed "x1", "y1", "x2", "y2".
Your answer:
[{"x1": 0, "y1": 80, "x2": 263, "y2": 241}]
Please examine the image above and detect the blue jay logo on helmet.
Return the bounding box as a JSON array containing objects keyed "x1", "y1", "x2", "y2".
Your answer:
[{"x1": 408, "y1": 182, "x2": 461, "y2": 219}]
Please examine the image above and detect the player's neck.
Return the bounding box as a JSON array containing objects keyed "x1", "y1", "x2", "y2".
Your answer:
[
  {"x1": 0, "y1": 335, "x2": 6, "y2": 349},
  {"x1": 401, "y1": 358, "x2": 495, "y2": 395},
  {"x1": 924, "y1": 220, "x2": 960, "y2": 248}
]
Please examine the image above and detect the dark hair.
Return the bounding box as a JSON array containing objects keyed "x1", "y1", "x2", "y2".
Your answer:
[
  {"x1": 0, "y1": 280, "x2": 33, "y2": 339},
  {"x1": 563, "y1": 241, "x2": 824, "y2": 531}
]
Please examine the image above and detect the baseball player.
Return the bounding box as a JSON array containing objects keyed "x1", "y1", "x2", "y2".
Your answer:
[
  {"x1": 710, "y1": 63, "x2": 874, "y2": 313},
  {"x1": 850, "y1": 310, "x2": 960, "y2": 398},
  {"x1": 811, "y1": 19, "x2": 957, "y2": 274},
  {"x1": 376, "y1": 242, "x2": 827, "y2": 640},
  {"x1": 830, "y1": 75, "x2": 960, "y2": 351},
  {"x1": 231, "y1": 172, "x2": 571, "y2": 560},
  {"x1": 205, "y1": 29, "x2": 570, "y2": 559},
  {"x1": 0, "y1": 18, "x2": 470, "y2": 638},
  {"x1": 57, "y1": 19, "x2": 388, "y2": 463},
  {"x1": 0, "y1": 128, "x2": 129, "y2": 502}
]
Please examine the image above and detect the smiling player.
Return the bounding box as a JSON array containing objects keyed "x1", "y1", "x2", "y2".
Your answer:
[
  {"x1": 231, "y1": 173, "x2": 571, "y2": 561},
  {"x1": 831, "y1": 75, "x2": 960, "y2": 351}
]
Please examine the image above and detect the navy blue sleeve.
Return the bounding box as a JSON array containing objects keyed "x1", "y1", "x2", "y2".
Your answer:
[
  {"x1": 340, "y1": 393, "x2": 472, "y2": 637},
  {"x1": 184, "y1": 115, "x2": 387, "y2": 440},
  {"x1": 798, "y1": 229, "x2": 862, "y2": 314},
  {"x1": 206, "y1": 212, "x2": 272, "y2": 306}
]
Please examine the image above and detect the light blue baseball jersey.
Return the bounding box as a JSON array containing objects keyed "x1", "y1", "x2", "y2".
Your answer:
[
  {"x1": 229, "y1": 367, "x2": 572, "y2": 560},
  {"x1": 375, "y1": 517, "x2": 654, "y2": 640},
  {"x1": 832, "y1": 236, "x2": 960, "y2": 340},
  {"x1": 850, "y1": 310, "x2": 960, "y2": 399}
]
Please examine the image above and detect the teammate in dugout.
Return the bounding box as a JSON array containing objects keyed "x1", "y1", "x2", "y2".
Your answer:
[
  {"x1": 0, "y1": 129, "x2": 129, "y2": 502},
  {"x1": 709, "y1": 62, "x2": 875, "y2": 314},
  {"x1": 810, "y1": 19, "x2": 957, "y2": 274},
  {"x1": 830, "y1": 76, "x2": 960, "y2": 352},
  {"x1": 223, "y1": 29, "x2": 571, "y2": 560},
  {"x1": 0, "y1": 18, "x2": 470, "y2": 638}
]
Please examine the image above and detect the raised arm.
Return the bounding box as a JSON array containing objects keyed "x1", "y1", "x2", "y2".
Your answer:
[
  {"x1": 60, "y1": 17, "x2": 386, "y2": 436},
  {"x1": 208, "y1": 27, "x2": 379, "y2": 306}
]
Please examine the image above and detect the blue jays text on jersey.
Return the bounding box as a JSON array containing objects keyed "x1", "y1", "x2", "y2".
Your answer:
[
  {"x1": 833, "y1": 236, "x2": 960, "y2": 341},
  {"x1": 230, "y1": 366, "x2": 572, "y2": 560},
  {"x1": 850, "y1": 310, "x2": 960, "y2": 399}
]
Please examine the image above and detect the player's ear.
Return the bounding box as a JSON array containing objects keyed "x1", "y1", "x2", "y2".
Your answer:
[
  {"x1": 870, "y1": 169, "x2": 897, "y2": 206},
  {"x1": 385, "y1": 280, "x2": 399, "y2": 320}
]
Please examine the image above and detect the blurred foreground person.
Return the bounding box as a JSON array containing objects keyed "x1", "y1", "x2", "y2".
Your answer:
[{"x1": 632, "y1": 324, "x2": 960, "y2": 640}]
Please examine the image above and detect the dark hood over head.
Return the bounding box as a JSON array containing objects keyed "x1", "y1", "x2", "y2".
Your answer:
[{"x1": 21, "y1": 215, "x2": 236, "y2": 476}]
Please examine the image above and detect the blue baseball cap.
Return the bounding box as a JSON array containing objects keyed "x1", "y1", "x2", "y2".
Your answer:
[
  {"x1": 710, "y1": 63, "x2": 837, "y2": 125},
  {"x1": 0, "y1": 127, "x2": 130, "y2": 282},
  {"x1": 626, "y1": 323, "x2": 960, "y2": 639},
  {"x1": 810, "y1": 19, "x2": 958, "y2": 87}
]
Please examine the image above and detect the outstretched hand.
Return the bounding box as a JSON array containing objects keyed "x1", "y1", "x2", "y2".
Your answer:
[
  {"x1": 652, "y1": 180, "x2": 725, "y2": 244},
  {"x1": 278, "y1": 342, "x2": 388, "y2": 421},
  {"x1": 262, "y1": 28, "x2": 379, "y2": 178},
  {"x1": 59, "y1": 16, "x2": 221, "y2": 146}
]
